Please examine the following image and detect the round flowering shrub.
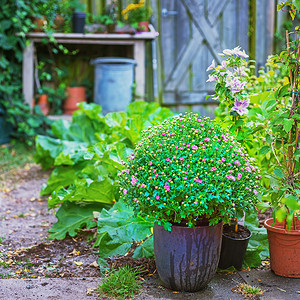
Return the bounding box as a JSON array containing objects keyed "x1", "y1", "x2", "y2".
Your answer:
[{"x1": 119, "y1": 112, "x2": 260, "y2": 230}]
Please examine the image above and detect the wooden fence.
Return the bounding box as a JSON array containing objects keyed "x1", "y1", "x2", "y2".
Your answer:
[{"x1": 83, "y1": 0, "x2": 288, "y2": 114}]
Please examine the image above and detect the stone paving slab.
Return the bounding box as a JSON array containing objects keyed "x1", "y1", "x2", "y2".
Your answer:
[
  {"x1": 1, "y1": 270, "x2": 300, "y2": 299},
  {"x1": 0, "y1": 277, "x2": 98, "y2": 300},
  {"x1": 239, "y1": 270, "x2": 300, "y2": 300}
]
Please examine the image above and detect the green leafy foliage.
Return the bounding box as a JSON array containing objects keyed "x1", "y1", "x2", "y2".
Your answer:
[
  {"x1": 119, "y1": 112, "x2": 261, "y2": 229},
  {"x1": 0, "y1": 0, "x2": 67, "y2": 144},
  {"x1": 34, "y1": 101, "x2": 173, "y2": 238},
  {"x1": 95, "y1": 200, "x2": 154, "y2": 268},
  {"x1": 48, "y1": 201, "x2": 109, "y2": 240},
  {"x1": 243, "y1": 212, "x2": 269, "y2": 268}
]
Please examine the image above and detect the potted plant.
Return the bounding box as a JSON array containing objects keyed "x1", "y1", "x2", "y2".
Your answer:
[
  {"x1": 206, "y1": 47, "x2": 254, "y2": 270},
  {"x1": 261, "y1": 30, "x2": 300, "y2": 278},
  {"x1": 121, "y1": 0, "x2": 151, "y2": 32},
  {"x1": 100, "y1": 0, "x2": 118, "y2": 33},
  {"x1": 119, "y1": 112, "x2": 260, "y2": 291},
  {"x1": 68, "y1": 0, "x2": 86, "y2": 33},
  {"x1": 63, "y1": 58, "x2": 90, "y2": 115}
]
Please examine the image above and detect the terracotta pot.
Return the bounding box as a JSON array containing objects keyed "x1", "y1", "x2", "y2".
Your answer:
[
  {"x1": 31, "y1": 16, "x2": 46, "y2": 32},
  {"x1": 54, "y1": 15, "x2": 64, "y2": 31},
  {"x1": 64, "y1": 87, "x2": 86, "y2": 115},
  {"x1": 153, "y1": 221, "x2": 222, "y2": 292},
  {"x1": 106, "y1": 23, "x2": 116, "y2": 33},
  {"x1": 264, "y1": 217, "x2": 300, "y2": 278},
  {"x1": 37, "y1": 94, "x2": 50, "y2": 115},
  {"x1": 138, "y1": 21, "x2": 149, "y2": 32}
]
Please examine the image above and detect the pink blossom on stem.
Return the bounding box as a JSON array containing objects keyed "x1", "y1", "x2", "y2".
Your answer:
[
  {"x1": 131, "y1": 176, "x2": 137, "y2": 186},
  {"x1": 164, "y1": 183, "x2": 170, "y2": 191},
  {"x1": 234, "y1": 160, "x2": 241, "y2": 167}
]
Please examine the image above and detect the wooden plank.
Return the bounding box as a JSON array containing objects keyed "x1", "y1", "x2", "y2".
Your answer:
[
  {"x1": 181, "y1": 0, "x2": 224, "y2": 62},
  {"x1": 163, "y1": 91, "x2": 218, "y2": 104},
  {"x1": 255, "y1": 0, "x2": 266, "y2": 69},
  {"x1": 165, "y1": 29, "x2": 204, "y2": 90},
  {"x1": 224, "y1": 0, "x2": 237, "y2": 48},
  {"x1": 22, "y1": 41, "x2": 34, "y2": 110},
  {"x1": 176, "y1": 0, "x2": 190, "y2": 62},
  {"x1": 25, "y1": 32, "x2": 157, "y2": 41},
  {"x1": 207, "y1": 0, "x2": 229, "y2": 25},
  {"x1": 134, "y1": 40, "x2": 146, "y2": 98},
  {"x1": 237, "y1": 0, "x2": 249, "y2": 51},
  {"x1": 160, "y1": 0, "x2": 177, "y2": 80}
]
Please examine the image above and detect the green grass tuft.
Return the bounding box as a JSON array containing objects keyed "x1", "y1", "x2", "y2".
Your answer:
[
  {"x1": 233, "y1": 282, "x2": 264, "y2": 298},
  {"x1": 98, "y1": 266, "x2": 143, "y2": 300}
]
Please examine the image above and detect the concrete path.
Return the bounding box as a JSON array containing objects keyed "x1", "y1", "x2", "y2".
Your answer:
[{"x1": 1, "y1": 270, "x2": 299, "y2": 299}]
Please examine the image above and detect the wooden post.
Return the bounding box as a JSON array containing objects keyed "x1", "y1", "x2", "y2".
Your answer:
[
  {"x1": 22, "y1": 41, "x2": 34, "y2": 110},
  {"x1": 134, "y1": 40, "x2": 146, "y2": 98},
  {"x1": 249, "y1": 0, "x2": 256, "y2": 70}
]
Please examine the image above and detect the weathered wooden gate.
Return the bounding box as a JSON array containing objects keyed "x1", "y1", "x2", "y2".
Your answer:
[{"x1": 151, "y1": 0, "x2": 249, "y2": 113}]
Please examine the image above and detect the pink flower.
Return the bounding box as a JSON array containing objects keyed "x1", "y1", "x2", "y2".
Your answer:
[
  {"x1": 148, "y1": 161, "x2": 153, "y2": 166},
  {"x1": 156, "y1": 195, "x2": 160, "y2": 200},
  {"x1": 183, "y1": 177, "x2": 187, "y2": 180},
  {"x1": 206, "y1": 59, "x2": 215, "y2": 71},
  {"x1": 253, "y1": 189, "x2": 257, "y2": 195},
  {"x1": 245, "y1": 167, "x2": 252, "y2": 172},
  {"x1": 237, "y1": 173, "x2": 242, "y2": 180},
  {"x1": 231, "y1": 99, "x2": 250, "y2": 116},
  {"x1": 221, "y1": 157, "x2": 225, "y2": 162},
  {"x1": 200, "y1": 123, "x2": 204, "y2": 127},
  {"x1": 215, "y1": 147, "x2": 219, "y2": 151},
  {"x1": 204, "y1": 138, "x2": 210, "y2": 142},
  {"x1": 210, "y1": 167, "x2": 217, "y2": 172},
  {"x1": 202, "y1": 158, "x2": 206, "y2": 162},
  {"x1": 196, "y1": 178, "x2": 203, "y2": 183},
  {"x1": 155, "y1": 173, "x2": 158, "y2": 177},
  {"x1": 140, "y1": 184, "x2": 146, "y2": 188},
  {"x1": 131, "y1": 176, "x2": 138, "y2": 186},
  {"x1": 180, "y1": 157, "x2": 184, "y2": 161},
  {"x1": 123, "y1": 189, "x2": 127, "y2": 195},
  {"x1": 166, "y1": 158, "x2": 170, "y2": 162},
  {"x1": 125, "y1": 169, "x2": 130, "y2": 174},
  {"x1": 180, "y1": 147, "x2": 184, "y2": 150},
  {"x1": 152, "y1": 169, "x2": 156, "y2": 173},
  {"x1": 234, "y1": 160, "x2": 241, "y2": 167},
  {"x1": 225, "y1": 174, "x2": 236, "y2": 181},
  {"x1": 175, "y1": 146, "x2": 178, "y2": 149},
  {"x1": 162, "y1": 132, "x2": 166, "y2": 136},
  {"x1": 164, "y1": 183, "x2": 170, "y2": 191},
  {"x1": 191, "y1": 145, "x2": 198, "y2": 151}
]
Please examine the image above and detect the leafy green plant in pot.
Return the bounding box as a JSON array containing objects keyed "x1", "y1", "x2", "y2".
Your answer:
[
  {"x1": 63, "y1": 58, "x2": 90, "y2": 115},
  {"x1": 206, "y1": 47, "x2": 256, "y2": 270},
  {"x1": 101, "y1": 0, "x2": 118, "y2": 33},
  {"x1": 119, "y1": 112, "x2": 260, "y2": 291},
  {"x1": 261, "y1": 30, "x2": 300, "y2": 278},
  {"x1": 121, "y1": 0, "x2": 152, "y2": 32}
]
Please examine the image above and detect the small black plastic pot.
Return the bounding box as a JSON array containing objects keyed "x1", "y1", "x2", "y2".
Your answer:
[
  {"x1": 0, "y1": 107, "x2": 12, "y2": 144},
  {"x1": 72, "y1": 12, "x2": 86, "y2": 33},
  {"x1": 218, "y1": 224, "x2": 251, "y2": 270}
]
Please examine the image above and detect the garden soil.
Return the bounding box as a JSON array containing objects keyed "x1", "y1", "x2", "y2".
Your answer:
[{"x1": 1, "y1": 164, "x2": 300, "y2": 299}]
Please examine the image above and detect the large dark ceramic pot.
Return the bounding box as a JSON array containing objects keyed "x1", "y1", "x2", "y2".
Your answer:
[{"x1": 153, "y1": 221, "x2": 223, "y2": 292}]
